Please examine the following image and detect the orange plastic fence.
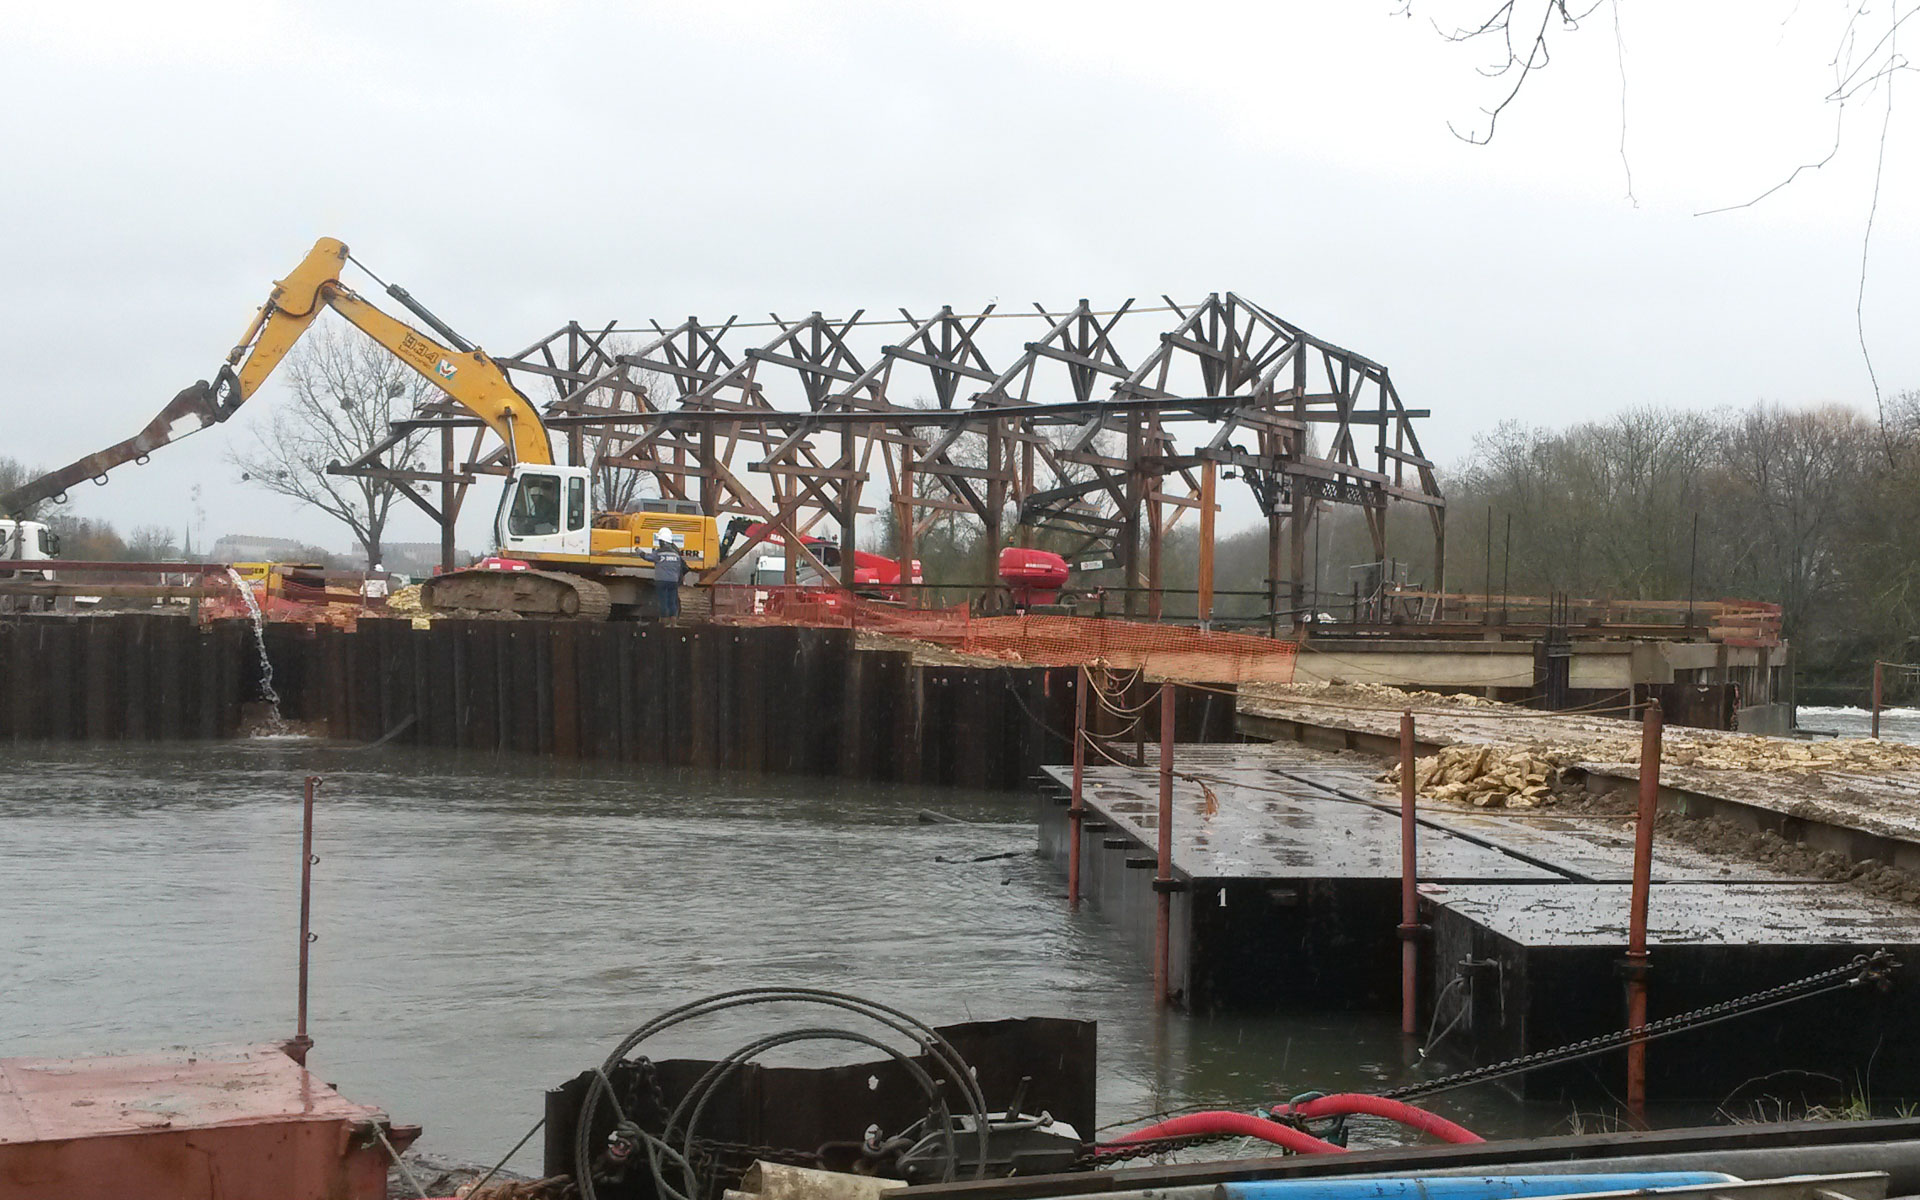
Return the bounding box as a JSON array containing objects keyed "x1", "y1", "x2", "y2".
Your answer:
[{"x1": 708, "y1": 585, "x2": 1298, "y2": 683}]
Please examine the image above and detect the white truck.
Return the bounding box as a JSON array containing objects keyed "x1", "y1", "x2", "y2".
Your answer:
[{"x1": 0, "y1": 519, "x2": 58, "y2": 612}]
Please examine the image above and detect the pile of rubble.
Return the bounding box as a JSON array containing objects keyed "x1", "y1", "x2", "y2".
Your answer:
[
  {"x1": 1384, "y1": 731, "x2": 1920, "y2": 809},
  {"x1": 1243, "y1": 680, "x2": 1506, "y2": 711},
  {"x1": 1384, "y1": 745, "x2": 1569, "y2": 808}
]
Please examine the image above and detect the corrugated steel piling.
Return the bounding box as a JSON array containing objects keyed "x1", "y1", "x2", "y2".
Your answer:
[{"x1": 0, "y1": 615, "x2": 1135, "y2": 791}]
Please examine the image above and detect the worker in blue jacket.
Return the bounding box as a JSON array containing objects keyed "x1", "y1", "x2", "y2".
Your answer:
[{"x1": 641, "y1": 530, "x2": 685, "y2": 618}]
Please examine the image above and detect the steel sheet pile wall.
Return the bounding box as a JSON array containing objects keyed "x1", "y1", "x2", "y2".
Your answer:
[
  {"x1": 293, "y1": 619, "x2": 1074, "y2": 785},
  {"x1": 0, "y1": 615, "x2": 251, "y2": 741},
  {"x1": 0, "y1": 615, "x2": 1077, "y2": 788}
]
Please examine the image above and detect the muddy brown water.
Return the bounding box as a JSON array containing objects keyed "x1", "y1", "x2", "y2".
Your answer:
[{"x1": 2, "y1": 741, "x2": 1599, "y2": 1170}]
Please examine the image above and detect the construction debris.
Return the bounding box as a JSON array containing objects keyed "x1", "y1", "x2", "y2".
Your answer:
[
  {"x1": 1244, "y1": 680, "x2": 1507, "y2": 710},
  {"x1": 385, "y1": 583, "x2": 423, "y2": 614},
  {"x1": 1384, "y1": 732, "x2": 1920, "y2": 809},
  {"x1": 1385, "y1": 745, "x2": 1567, "y2": 808}
]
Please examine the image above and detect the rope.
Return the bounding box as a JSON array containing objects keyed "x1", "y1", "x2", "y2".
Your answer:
[
  {"x1": 374, "y1": 1124, "x2": 429, "y2": 1200},
  {"x1": 461, "y1": 1116, "x2": 546, "y2": 1198}
]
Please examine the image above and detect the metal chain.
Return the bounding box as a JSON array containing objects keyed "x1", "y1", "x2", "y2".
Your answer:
[
  {"x1": 1383, "y1": 950, "x2": 1897, "y2": 1101},
  {"x1": 1078, "y1": 1132, "x2": 1239, "y2": 1167},
  {"x1": 687, "y1": 1137, "x2": 825, "y2": 1170}
]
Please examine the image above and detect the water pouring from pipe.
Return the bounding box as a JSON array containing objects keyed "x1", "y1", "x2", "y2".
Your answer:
[{"x1": 226, "y1": 567, "x2": 285, "y2": 733}]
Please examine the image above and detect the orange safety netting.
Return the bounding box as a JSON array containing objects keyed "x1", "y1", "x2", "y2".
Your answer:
[{"x1": 708, "y1": 585, "x2": 1298, "y2": 683}]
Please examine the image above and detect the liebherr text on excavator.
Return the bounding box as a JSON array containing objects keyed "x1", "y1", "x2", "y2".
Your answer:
[{"x1": 0, "y1": 237, "x2": 714, "y2": 619}]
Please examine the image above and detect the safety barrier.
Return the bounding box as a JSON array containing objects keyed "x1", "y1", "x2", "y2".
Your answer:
[{"x1": 707, "y1": 585, "x2": 1297, "y2": 683}]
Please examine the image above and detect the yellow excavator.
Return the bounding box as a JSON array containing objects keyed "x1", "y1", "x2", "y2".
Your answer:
[{"x1": 0, "y1": 237, "x2": 714, "y2": 619}]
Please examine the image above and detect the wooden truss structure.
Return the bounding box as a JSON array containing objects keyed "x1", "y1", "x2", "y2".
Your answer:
[{"x1": 345, "y1": 293, "x2": 1444, "y2": 621}]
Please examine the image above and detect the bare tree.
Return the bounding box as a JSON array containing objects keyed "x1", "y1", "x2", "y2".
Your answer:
[{"x1": 228, "y1": 319, "x2": 435, "y2": 568}]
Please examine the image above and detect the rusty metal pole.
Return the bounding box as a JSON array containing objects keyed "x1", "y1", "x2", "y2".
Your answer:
[
  {"x1": 1153, "y1": 682, "x2": 1175, "y2": 1008},
  {"x1": 1872, "y1": 661, "x2": 1884, "y2": 740},
  {"x1": 1626, "y1": 700, "x2": 1663, "y2": 1126},
  {"x1": 1399, "y1": 711, "x2": 1419, "y2": 1036},
  {"x1": 1069, "y1": 667, "x2": 1087, "y2": 910},
  {"x1": 289, "y1": 775, "x2": 319, "y2": 1066}
]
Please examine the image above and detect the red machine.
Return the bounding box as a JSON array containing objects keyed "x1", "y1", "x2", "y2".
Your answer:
[
  {"x1": 999, "y1": 547, "x2": 1070, "y2": 608},
  {"x1": 722, "y1": 520, "x2": 922, "y2": 594}
]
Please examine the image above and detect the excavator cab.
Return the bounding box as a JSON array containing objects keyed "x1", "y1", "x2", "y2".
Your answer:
[{"x1": 495, "y1": 463, "x2": 594, "y2": 558}]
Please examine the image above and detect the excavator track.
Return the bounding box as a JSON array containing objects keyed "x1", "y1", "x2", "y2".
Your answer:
[{"x1": 419, "y1": 568, "x2": 612, "y2": 621}]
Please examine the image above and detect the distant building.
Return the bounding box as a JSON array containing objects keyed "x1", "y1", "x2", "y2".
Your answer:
[{"x1": 210, "y1": 534, "x2": 324, "y2": 563}]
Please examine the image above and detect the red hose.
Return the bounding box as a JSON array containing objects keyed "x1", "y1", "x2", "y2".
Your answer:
[
  {"x1": 1276, "y1": 1094, "x2": 1484, "y2": 1144},
  {"x1": 1103, "y1": 1111, "x2": 1345, "y2": 1155}
]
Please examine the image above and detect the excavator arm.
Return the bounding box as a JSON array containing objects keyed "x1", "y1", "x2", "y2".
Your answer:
[{"x1": 0, "y1": 237, "x2": 553, "y2": 517}]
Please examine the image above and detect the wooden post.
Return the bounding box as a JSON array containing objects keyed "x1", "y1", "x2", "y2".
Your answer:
[
  {"x1": 1872, "y1": 661, "x2": 1884, "y2": 740},
  {"x1": 440, "y1": 424, "x2": 457, "y2": 573},
  {"x1": 897, "y1": 455, "x2": 917, "y2": 610},
  {"x1": 1146, "y1": 499, "x2": 1164, "y2": 620},
  {"x1": 839, "y1": 424, "x2": 858, "y2": 593},
  {"x1": 1124, "y1": 419, "x2": 1144, "y2": 620},
  {"x1": 1626, "y1": 700, "x2": 1663, "y2": 1126},
  {"x1": 1069, "y1": 667, "x2": 1087, "y2": 911},
  {"x1": 1288, "y1": 493, "x2": 1310, "y2": 631},
  {"x1": 1153, "y1": 682, "x2": 1175, "y2": 1008},
  {"x1": 1266, "y1": 499, "x2": 1284, "y2": 639},
  {"x1": 1399, "y1": 710, "x2": 1419, "y2": 1036},
  {"x1": 1197, "y1": 460, "x2": 1217, "y2": 628}
]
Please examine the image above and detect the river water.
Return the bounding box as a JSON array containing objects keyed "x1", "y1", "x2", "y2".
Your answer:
[
  {"x1": 1798, "y1": 704, "x2": 1920, "y2": 745},
  {"x1": 0, "y1": 741, "x2": 1565, "y2": 1171}
]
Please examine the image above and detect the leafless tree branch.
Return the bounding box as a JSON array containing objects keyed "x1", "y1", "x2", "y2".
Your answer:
[{"x1": 227, "y1": 317, "x2": 435, "y2": 568}]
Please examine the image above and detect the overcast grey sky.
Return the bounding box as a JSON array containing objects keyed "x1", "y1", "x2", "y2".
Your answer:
[{"x1": 3, "y1": 1, "x2": 1914, "y2": 555}]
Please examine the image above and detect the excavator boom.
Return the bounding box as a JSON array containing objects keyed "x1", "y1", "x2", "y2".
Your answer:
[
  {"x1": 0, "y1": 376, "x2": 238, "y2": 516},
  {"x1": 1, "y1": 237, "x2": 553, "y2": 517}
]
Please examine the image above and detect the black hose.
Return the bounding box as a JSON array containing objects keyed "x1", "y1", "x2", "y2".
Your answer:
[{"x1": 573, "y1": 989, "x2": 991, "y2": 1200}]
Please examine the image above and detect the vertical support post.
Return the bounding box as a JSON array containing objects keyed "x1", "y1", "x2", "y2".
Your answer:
[
  {"x1": 289, "y1": 774, "x2": 319, "y2": 1066},
  {"x1": 1146, "y1": 485, "x2": 1164, "y2": 621},
  {"x1": 1501, "y1": 513, "x2": 1513, "y2": 627},
  {"x1": 1288, "y1": 493, "x2": 1310, "y2": 631},
  {"x1": 1153, "y1": 682, "x2": 1175, "y2": 1008},
  {"x1": 1020, "y1": 439, "x2": 1036, "y2": 549},
  {"x1": 1626, "y1": 700, "x2": 1663, "y2": 1126},
  {"x1": 839, "y1": 424, "x2": 858, "y2": 593},
  {"x1": 897, "y1": 453, "x2": 918, "y2": 611},
  {"x1": 1872, "y1": 661, "x2": 1884, "y2": 740},
  {"x1": 1483, "y1": 507, "x2": 1494, "y2": 627},
  {"x1": 440, "y1": 424, "x2": 457, "y2": 573},
  {"x1": 1069, "y1": 667, "x2": 1087, "y2": 911},
  {"x1": 1266, "y1": 497, "x2": 1284, "y2": 639},
  {"x1": 1197, "y1": 461, "x2": 1217, "y2": 628},
  {"x1": 1123, "y1": 418, "x2": 1143, "y2": 620},
  {"x1": 984, "y1": 423, "x2": 1005, "y2": 607},
  {"x1": 1399, "y1": 711, "x2": 1419, "y2": 1036},
  {"x1": 701, "y1": 424, "x2": 718, "y2": 517}
]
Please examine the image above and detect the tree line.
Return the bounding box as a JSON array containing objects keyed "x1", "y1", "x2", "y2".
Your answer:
[{"x1": 869, "y1": 395, "x2": 1919, "y2": 702}]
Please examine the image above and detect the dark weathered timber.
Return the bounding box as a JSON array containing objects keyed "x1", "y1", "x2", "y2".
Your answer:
[{"x1": 367, "y1": 298, "x2": 1445, "y2": 621}]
